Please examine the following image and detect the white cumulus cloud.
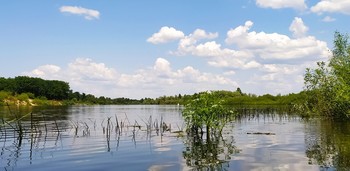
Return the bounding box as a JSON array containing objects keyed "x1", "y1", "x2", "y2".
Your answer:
[
  {"x1": 311, "y1": 0, "x2": 350, "y2": 15},
  {"x1": 261, "y1": 64, "x2": 299, "y2": 74},
  {"x1": 27, "y1": 65, "x2": 61, "y2": 77},
  {"x1": 256, "y1": 0, "x2": 307, "y2": 10},
  {"x1": 24, "y1": 58, "x2": 238, "y2": 99},
  {"x1": 171, "y1": 28, "x2": 256, "y2": 70},
  {"x1": 118, "y1": 58, "x2": 238, "y2": 87},
  {"x1": 23, "y1": 17, "x2": 333, "y2": 98},
  {"x1": 67, "y1": 58, "x2": 117, "y2": 81},
  {"x1": 192, "y1": 29, "x2": 218, "y2": 40},
  {"x1": 225, "y1": 20, "x2": 329, "y2": 61},
  {"x1": 147, "y1": 27, "x2": 185, "y2": 44},
  {"x1": 149, "y1": 19, "x2": 331, "y2": 96},
  {"x1": 24, "y1": 58, "x2": 118, "y2": 96},
  {"x1": 59, "y1": 6, "x2": 100, "y2": 20},
  {"x1": 289, "y1": 17, "x2": 309, "y2": 38},
  {"x1": 174, "y1": 29, "x2": 219, "y2": 55},
  {"x1": 115, "y1": 58, "x2": 239, "y2": 97},
  {"x1": 247, "y1": 63, "x2": 307, "y2": 94}
]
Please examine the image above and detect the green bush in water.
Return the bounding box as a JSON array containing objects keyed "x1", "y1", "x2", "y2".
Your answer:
[{"x1": 182, "y1": 91, "x2": 236, "y2": 138}]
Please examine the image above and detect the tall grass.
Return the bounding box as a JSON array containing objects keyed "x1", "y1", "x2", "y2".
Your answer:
[{"x1": 1, "y1": 106, "x2": 177, "y2": 156}]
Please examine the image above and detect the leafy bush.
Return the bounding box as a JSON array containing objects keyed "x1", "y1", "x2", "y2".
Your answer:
[
  {"x1": 182, "y1": 91, "x2": 236, "y2": 137},
  {"x1": 17, "y1": 93, "x2": 30, "y2": 101},
  {"x1": 0, "y1": 91, "x2": 11, "y2": 100}
]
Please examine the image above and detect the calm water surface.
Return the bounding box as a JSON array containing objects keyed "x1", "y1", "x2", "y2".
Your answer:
[{"x1": 1, "y1": 105, "x2": 350, "y2": 171}]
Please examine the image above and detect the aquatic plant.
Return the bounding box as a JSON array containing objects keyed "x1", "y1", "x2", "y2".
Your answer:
[{"x1": 182, "y1": 91, "x2": 236, "y2": 139}]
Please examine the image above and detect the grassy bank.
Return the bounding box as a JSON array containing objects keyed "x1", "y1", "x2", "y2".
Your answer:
[{"x1": 0, "y1": 91, "x2": 64, "y2": 106}]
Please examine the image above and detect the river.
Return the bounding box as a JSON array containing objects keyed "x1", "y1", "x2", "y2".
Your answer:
[{"x1": 1, "y1": 105, "x2": 349, "y2": 170}]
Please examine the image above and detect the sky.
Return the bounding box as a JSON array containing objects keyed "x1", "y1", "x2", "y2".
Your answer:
[{"x1": 1, "y1": 0, "x2": 349, "y2": 99}]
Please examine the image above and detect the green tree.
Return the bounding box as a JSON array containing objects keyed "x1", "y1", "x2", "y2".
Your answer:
[
  {"x1": 45, "y1": 80, "x2": 70, "y2": 100},
  {"x1": 330, "y1": 32, "x2": 350, "y2": 109},
  {"x1": 304, "y1": 32, "x2": 350, "y2": 118},
  {"x1": 0, "y1": 77, "x2": 15, "y2": 91}
]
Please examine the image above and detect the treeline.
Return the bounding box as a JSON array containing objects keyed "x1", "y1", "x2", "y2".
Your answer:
[
  {"x1": 0, "y1": 76, "x2": 304, "y2": 106},
  {"x1": 141, "y1": 89, "x2": 305, "y2": 107},
  {"x1": 0, "y1": 76, "x2": 70, "y2": 100},
  {"x1": 0, "y1": 76, "x2": 141, "y2": 105}
]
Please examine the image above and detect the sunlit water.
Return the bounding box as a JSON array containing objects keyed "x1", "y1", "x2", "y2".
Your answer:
[{"x1": 1, "y1": 105, "x2": 349, "y2": 171}]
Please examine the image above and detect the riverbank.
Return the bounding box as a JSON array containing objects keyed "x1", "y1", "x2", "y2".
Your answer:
[
  {"x1": 0, "y1": 91, "x2": 65, "y2": 106},
  {"x1": 2, "y1": 98, "x2": 63, "y2": 106}
]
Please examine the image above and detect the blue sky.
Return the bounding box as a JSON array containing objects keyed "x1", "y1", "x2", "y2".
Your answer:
[{"x1": 1, "y1": 0, "x2": 349, "y2": 99}]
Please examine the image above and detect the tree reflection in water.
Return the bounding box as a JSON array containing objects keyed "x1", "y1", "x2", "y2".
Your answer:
[
  {"x1": 305, "y1": 119, "x2": 350, "y2": 170},
  {"x1": 182, "y1": 126, "x2": 239, "y2": 170}
]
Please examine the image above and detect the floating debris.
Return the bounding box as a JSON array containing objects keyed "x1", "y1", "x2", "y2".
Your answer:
[{"x1": 247, "y1": 132, "x2": 276, "y2": 135}]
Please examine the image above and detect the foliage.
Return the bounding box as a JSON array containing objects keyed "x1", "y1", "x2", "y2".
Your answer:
[
  {"x1": 0, "y1": 76, "x2": 70, "y2": 100},
  {"x1": 181, "y1": 91, "x2": 240, "y2": 169},
  {"x1": 304, "y1": 32, "x2": 350, "y2": 118},
  {"x1": 0, "y1": 91, "x2": 11, "y2": 105},
  {"x1": 182, "y1": 91, "x2": 236, "y2": 137},
  {"x1": 16, "y1": 93, "x2": 30, "y2": 102},
  {"x1": 0, "y1": 76, "x2": 141, "y2": 105},
  {"x1": 0, "y1": 76, "x2": 309, "y2": 108},
  {"x1": 0, "y1": 91, "x2": 11, "y2": 101}
]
